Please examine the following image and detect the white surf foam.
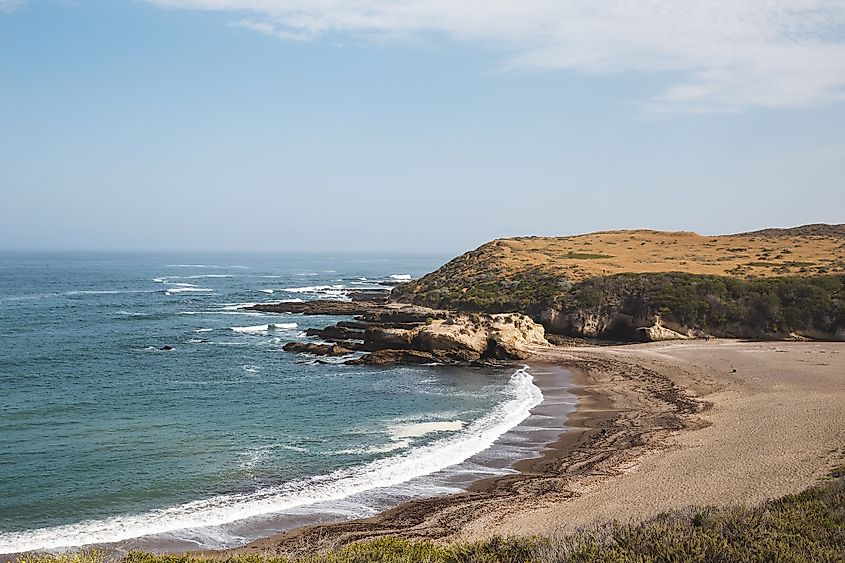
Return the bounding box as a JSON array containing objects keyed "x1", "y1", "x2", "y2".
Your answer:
[
  {"x1": 194, "y1": 328, "x2": 214, "y2": 333},
  {"x1": 283, "y1": 285, "x2": 346, "y2": 294},
  {"x1": 389, "y1": 274, "x2": 412, "y2": 281},
  {"x1": 340, "y1": 421, "x2": 465, "y2": 455},
  {"x1": 299, "y1": 354, "x2": 359, "y2": 366},
  {"x1": 259, "y1": 289, "x2": 274, "y2": 295},
  {"x1": 116, "y1": 311, "x2": 148, "y2": 317},
  {"x1": 166, "y1": 265, "x2": 249, "y2": 269},
  {"x1": 390, "y1": 421, "x2": 465, "y2": 440},
  {"x1": 0, "y1": 367, "x2": 541, "y2": 554},
  {"x1": 237, "y1": 443, "x2": 309, "y2": 470},
  {"x1": 66, "y1": 290, "x2": 156, "y2": 296},
  {"x1": 155, "y1": 275, "x2": 233, "y2": 282},
  {"x1": 180, "y1": 311, "x2": 266, "y2": 317},
  {"x1": 280, "y1": 444, "x2": 308, "y2": 453},
  {"x1": 220, "y1": 302, "x2": 258, "y2": 311},
  {"x1": 164, "y1": 288, "x2": 214, "y2": 296},
  {"x1": 230, "y1": 324, "x2": 269, "y2": 334},
  {"x1": 230, "y1": 323, "x2": 298, "y2": 334},
  {"x1": 335, "y1": 442, "x2": 408, "y2": 455}
]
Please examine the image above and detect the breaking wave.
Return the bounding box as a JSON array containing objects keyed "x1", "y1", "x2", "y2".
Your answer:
[
  {"x1": 230, "y1": 323, "x2": 298, "y2": 334},
  {"x1": 0, "y1": 367, "x2": 541, "y2": 553},
  {"x1": 163, "y1": 288, "x2": 214, "y2": 296}
]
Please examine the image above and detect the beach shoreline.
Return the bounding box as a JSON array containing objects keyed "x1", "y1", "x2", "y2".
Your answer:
[
  {"x1": 183, "y1": 362, "x2": 579, "y2": 558},
  {"x1": 209, "y1": 344, "x2": 701, "y2": 557},
  {"x1": 214, "y1": 339, "x2": 844, "y2": 557},
  {"x1": 0, "y1": 363, "x2": 575, "y2": 560},
  {"x1": 6, "y1": 339, "x2": 843, "y2": 560}
]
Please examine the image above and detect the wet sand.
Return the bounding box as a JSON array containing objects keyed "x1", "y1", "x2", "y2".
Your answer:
[{"x1": 222, "y1": 339, "x2": 845, "y2": 556}]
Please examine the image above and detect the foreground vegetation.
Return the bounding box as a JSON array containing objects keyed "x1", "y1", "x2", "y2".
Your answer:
[{"x1": 21, "y1": 471, "x2": 845, "y2": 562}]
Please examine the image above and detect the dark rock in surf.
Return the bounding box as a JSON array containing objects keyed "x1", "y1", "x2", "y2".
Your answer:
[
  {"x1": 345, "y1": 349, "x2": 437, "y2": 366},
  {"x1": 282, "y1": 342, "x2": 354, "y2": 356},
  {"x1": 304, "y1": 326, "x2": 365, "y2": 341}
]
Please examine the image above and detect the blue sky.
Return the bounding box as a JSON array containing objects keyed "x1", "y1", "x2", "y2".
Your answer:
[{"x1": 1, "y1": 0, "x2": 843, "y2": 253}]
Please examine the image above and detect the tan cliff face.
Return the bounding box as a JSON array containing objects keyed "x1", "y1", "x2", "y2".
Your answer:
[{"x1": 363, "y1": 312, "x2": 547, "y2": 362}]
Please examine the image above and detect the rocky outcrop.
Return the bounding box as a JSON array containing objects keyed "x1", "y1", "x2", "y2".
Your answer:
[
  {"x1": 249, "y1": 301, "x2": 380, "y2": 316},
  {"x1": 282, "y1": 342, "x2": 354, "y2": 356},
  {"x1": 346, "y1": 350, "x2": 437, "y2": 365},
  {"x1": 635, "y1": 317, "x2": 691, "y2": 342},
  {"x1": 486, "y1": 313, "x2": 549, "y2": 359},
  {"x1": 337, "y1": 320, "x2": 421, "y2": 330},
  {"x1": 415, "y1": 322, "x2": 488, "y2": 357},
  {"x1": 248, "y1": 301, "x2": 446, "y2": 322},
  {"x1": 347, "y1": 290, "x2": 390, "y2": 303},
  {"x1": 266, "y1": 299, "x2": 549, "y2": 365},
  {"x1": 331, "y1": 339, "x2": 368, "y2": 351},
  {"x1": 304, "y1": 326, "x2": 365, "y2": 341},
  {"x1": 361, "y1": 308, "x2": 447, "y2": 325},
  {"x1": 336, "y1": 320, "x2": 374, "y2": 330},
  {"x1": 353, "y1": 312, "x2": 547, "y2": 364},
  {"x1": 364, "y1": 327, "x2": 416, "y2": 350}
]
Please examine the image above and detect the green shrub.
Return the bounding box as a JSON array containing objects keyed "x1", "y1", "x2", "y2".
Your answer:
[
  {"x1": 393, "y1": 258, "x2": 843, "y2": 340},
  {"x1": 564, "y1": 273, "x2": 844, "y2": 339}
]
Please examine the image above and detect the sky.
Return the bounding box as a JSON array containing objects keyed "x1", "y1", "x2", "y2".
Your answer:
[{"x1": 1, "y1": 0, "x2": 843, "y2": 254}]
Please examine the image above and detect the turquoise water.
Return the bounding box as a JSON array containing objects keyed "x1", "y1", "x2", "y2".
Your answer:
[{"x1": 0, "y1": 253, "x2": 549, "y2": 553}]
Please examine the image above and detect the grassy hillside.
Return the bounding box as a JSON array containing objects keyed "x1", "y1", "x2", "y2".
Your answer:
[
  {"x1": 21, "y1": 470, "x2": 845, "y2": 562},
  {"x1": 390, "y1": 225, "x2": 845, "y2": 340}
]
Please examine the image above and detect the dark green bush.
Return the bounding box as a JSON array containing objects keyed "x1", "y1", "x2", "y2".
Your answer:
[
  {"x1": 395, "y1": 269, "x2": 844, "y2": 340},
  {"x1": 567, "y1": 273, "x2": 844, "y2": 338}
]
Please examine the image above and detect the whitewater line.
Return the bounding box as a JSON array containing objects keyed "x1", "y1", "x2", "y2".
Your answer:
[{"x1": 0, "y1": 367, "x2": 542, "y2": 554}]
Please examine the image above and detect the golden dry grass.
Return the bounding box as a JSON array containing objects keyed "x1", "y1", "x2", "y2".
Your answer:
[{"x1": 486, "y1": 228, "x2": 845, "y2": 282}]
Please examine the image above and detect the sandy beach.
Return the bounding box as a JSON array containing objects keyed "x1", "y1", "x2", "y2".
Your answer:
[{"x1": 225, "y1": 339, "x2": 845, "y2": 556}]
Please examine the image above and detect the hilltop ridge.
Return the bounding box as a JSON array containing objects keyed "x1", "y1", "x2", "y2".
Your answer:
[
  {"x1": 391, "y1": 225, "x2": 845, "y2": 341},
  {"x1": 738, "y1": 223, "x2": 845, "y2": 238}
]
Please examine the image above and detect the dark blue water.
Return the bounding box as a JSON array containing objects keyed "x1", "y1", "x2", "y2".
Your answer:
[{"x1": 0, "y1": 253, "x2": 547, "y2": 553}]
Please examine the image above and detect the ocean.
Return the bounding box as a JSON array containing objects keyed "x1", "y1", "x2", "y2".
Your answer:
[{"x1": 0, "y1": 252, "x2": 573, "y2": 554}]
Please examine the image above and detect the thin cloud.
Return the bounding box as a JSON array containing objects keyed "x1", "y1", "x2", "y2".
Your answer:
[
  {"x1": 0, "y1": 0, "x2": 26, "y2": 13},
  {"x1": 147, "y1": 1, "x2": 845, "y2": 112}
]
